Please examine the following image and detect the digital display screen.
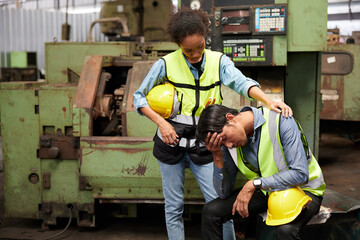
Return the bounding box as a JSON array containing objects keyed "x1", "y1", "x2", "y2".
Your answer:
[{"x1": 254, "y1": 6, "x2": 286, "y2": 34}]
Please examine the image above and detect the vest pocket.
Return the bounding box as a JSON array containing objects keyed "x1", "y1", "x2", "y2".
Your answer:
[
  {"x1": 188, "y1": 145, "x2": 213, "y2": 165},
  {"x1": 153, "y1": 135, "x2": 185, "y2": 164}
]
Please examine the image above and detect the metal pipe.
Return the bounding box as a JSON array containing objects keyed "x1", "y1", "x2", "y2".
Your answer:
[{"x1": 88, "y1": 17, "x2": 130, "y2": 42}]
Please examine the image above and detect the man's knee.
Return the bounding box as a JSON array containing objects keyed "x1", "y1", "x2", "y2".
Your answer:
[
  {"x1": 202, "y1": 198, "x2": 225, "y2": 219},
  {"x1": 202, "y1": 199, "x2": 223, "y2": 217},
  {"x1": 277, "y1": 224, "x2": 300, "y2": 239}
]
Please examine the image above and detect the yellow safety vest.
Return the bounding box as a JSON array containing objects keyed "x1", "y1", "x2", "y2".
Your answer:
[
  {"x1": 154, "y1": 49, "x2": 224, "y2": 163},
  {"x1": 234, "y1": 108, "x2": 326, "y2": 196},
  {"x1": 162, "y1": 48, "x2": 223, "y2": 125}
]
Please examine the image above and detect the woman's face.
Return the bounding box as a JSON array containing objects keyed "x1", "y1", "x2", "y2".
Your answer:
[{"x1": 180, "y1": 34, "x2": 205, "y2": 64}]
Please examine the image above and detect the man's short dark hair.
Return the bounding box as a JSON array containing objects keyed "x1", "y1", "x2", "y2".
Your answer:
[
  {"x1": 196, "y1": 104, "x2": 239, "y2": 142},
  {"x1": 167, "y1": 8, "x2": 209, "y2": 45}
]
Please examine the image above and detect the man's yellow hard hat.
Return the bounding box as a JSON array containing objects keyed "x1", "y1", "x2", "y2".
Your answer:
[
  {"x1": 266, "y1": 187, "x2": 312, "y2": 226},
  {"x1": 146, "y1": 82, "x2": 179, "y2": 119}
]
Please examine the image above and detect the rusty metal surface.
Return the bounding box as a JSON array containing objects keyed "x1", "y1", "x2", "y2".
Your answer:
[
  {"x1": 125, "y1": 60, "x2": 157, "y2": 114},
  {"x1": 0, "y1": 67, "x2": 38, "y2": 82},
  {"x1": 320, "y1": 75, "x2": 345, "y2": 120},
  {"x1": 94, "y1": 72, "x2": 112, "y2": 119},
  {"x1": 81, "y1": 136, "x2": 153, "y2": 145},
  {"x1": 74, "y1": 56, "x2": 103, "y2": 109},
  {"x1": 42, "y1": 173, "x2": 51, "y2": 189},
  {"x1": 0, "y1": 80, "x2": 45, "y2": 90},
  {"x1": 123, "y1": 60, "x2": 159, "y2": 137},
  {"x1": 321, "y1": 51, "x2": 354, "y2": 75},
  {"x1": 39, "y1": 135, "x2": 79, "y2": 160},
  {"x1": 320, "y1": 44, "x2": 360, "y2": 123}
]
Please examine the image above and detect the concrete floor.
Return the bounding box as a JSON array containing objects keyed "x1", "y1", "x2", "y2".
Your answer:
[
  {"x1": 318, "y1": 134, "x2": 360, "y2": 201},
  {"x1": 0, "y1": 134, "x2": 359, "y2": 239}
]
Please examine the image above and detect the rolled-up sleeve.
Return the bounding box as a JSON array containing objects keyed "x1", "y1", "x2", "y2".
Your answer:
[
  {"x1": 219, "y1": 55, "x2": 260, "y2": 100},
  {"x1": 133, "y1": 59, "x2": 167, "y2": 115}
]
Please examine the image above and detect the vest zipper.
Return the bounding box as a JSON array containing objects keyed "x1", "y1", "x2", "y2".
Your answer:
[{"x1": 191, "y1": 78, "x2": 200, "y2": 124}]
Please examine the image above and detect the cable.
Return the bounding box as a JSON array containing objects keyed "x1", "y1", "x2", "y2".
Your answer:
[{"x1": 43, "y1": 205, "x2": 73, "y2": 240}]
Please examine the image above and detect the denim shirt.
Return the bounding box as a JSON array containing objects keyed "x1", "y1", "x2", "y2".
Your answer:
[
  {"x1": 214, "y1": 106, "x2": 309, "y2": 199},
  {"x1": 133, "y1": 52, "x2": 260, "y2": 114}
]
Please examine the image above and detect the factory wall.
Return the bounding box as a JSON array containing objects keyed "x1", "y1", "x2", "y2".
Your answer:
[{"x1": 0, "y1": 8, "x2": 106, "y2": 71}]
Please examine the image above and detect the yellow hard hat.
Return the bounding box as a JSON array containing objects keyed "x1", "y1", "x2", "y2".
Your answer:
[
  {"x1": 266, "y1": 187, "x2": 312, "y2": 226},
  {"x1": 146, "y1": 82, "x2": 179, "y2": 119}
]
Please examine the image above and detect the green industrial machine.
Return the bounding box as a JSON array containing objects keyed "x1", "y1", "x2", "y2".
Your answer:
[
  {"x1": 0, "y1": 0, "x2": 327, "y2": 227},
  {"x1": 182, "y1": 0, "x2": 327, "y2": 157},
  {"x1": 99, "y1": 0, "x2": 172, "y2": 41},
  {"x1": 320, "y1": 43, "x2": 360, "y2": 143},
  {"x1": 0, "y1": 51, "x2": 38, "y2": 82}
]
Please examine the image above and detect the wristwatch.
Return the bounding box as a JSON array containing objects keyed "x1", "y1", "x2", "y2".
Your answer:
[{"x1": 253, "y1": 178, "x2": 262, "y2": 190}]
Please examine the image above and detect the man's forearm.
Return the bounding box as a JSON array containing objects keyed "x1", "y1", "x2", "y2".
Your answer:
[{"x1": 212, "y1": 152, "x2": 224, "y2": 169}]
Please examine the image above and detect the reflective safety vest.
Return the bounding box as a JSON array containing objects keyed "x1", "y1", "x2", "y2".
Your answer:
[
  {"x1": 159, "y1": 48, "x2": 223, "y2": 149},
  {"x1": 229, "y1": 108, "x2": 326, "y2": 196}
]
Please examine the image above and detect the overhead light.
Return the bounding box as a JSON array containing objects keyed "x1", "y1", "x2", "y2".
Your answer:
[
  {"x1": 47, "y1": 6, "x2": 101, "y2": 14},
  {"x1": 66, "y1": 6, "x2": 101, "y2": 14}
]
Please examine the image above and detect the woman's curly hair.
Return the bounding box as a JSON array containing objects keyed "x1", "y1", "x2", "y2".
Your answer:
[{"x1": 167, "y1": 8, "x2": 209, "y2": 45}]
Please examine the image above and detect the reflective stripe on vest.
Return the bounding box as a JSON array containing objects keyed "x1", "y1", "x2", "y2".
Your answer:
[
  {"x1": 157, "y1": 115, "x2": 200, "y2": 148},
  {"x1": 171, "y1": 114, "x2": 200, "y2": 125},
  {"x1": 234, "y1": 108, "x2": 325, "y2": 196}
]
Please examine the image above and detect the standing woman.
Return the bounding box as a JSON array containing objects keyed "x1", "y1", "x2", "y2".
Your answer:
[{"x1": 133, "y1": 8, "x2": 292, "y2": 240}]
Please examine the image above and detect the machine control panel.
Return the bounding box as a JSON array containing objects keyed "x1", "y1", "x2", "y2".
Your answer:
[
  {"x1": 220, "y1": 37, "x2": 270, "y2": 66},
  {"x1": 210, "y1": 4, "x2": 287, "y2": 66},
  {"x1": 222, "y1": 38, "x2": 272, "y2": 64}
]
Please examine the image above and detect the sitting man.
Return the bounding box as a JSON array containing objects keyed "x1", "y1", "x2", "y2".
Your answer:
[{"x1": 196, "y1": 104, "x2": 326, "y2": 240}]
